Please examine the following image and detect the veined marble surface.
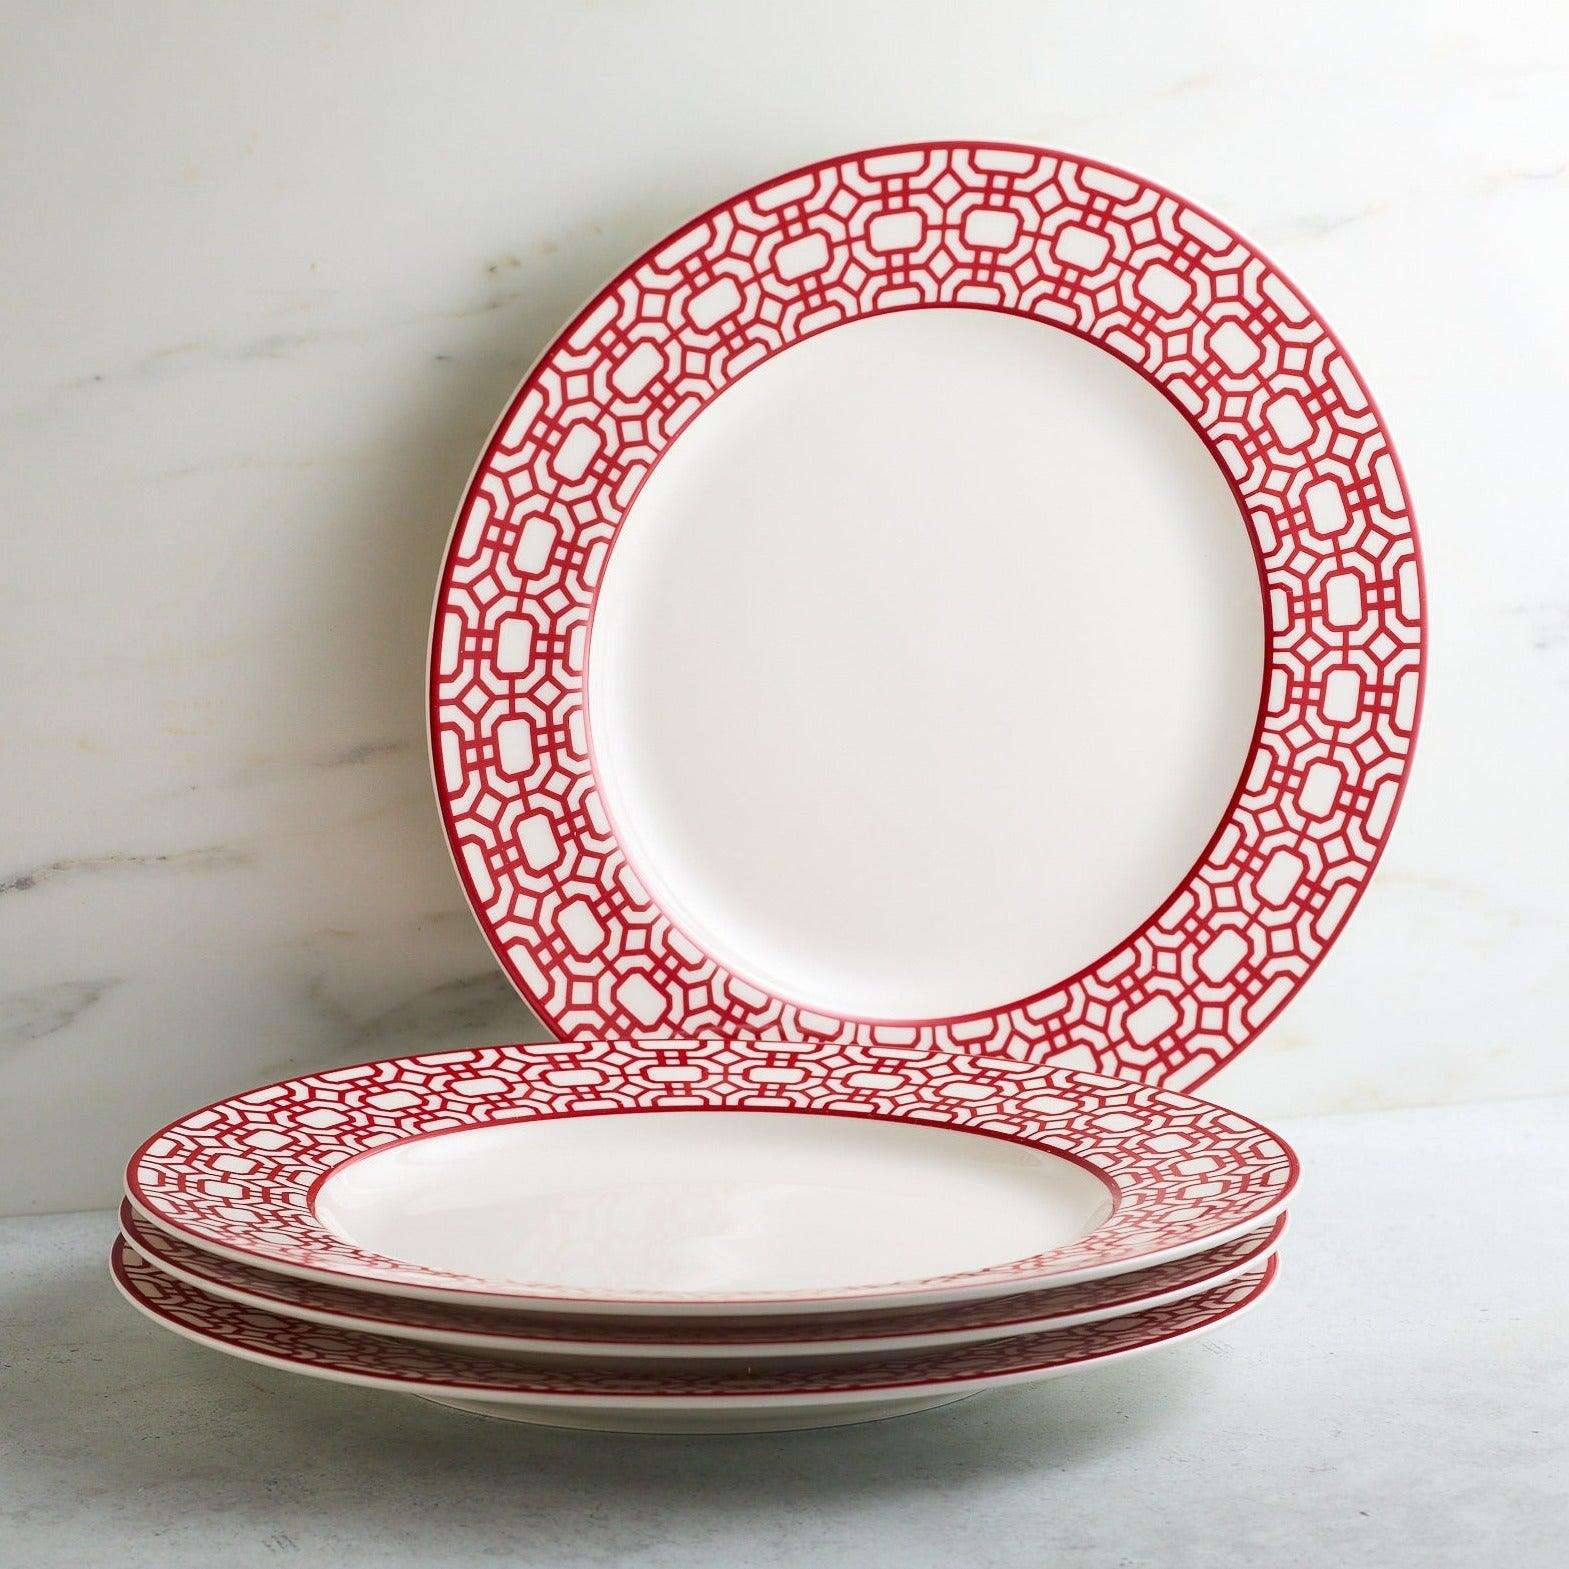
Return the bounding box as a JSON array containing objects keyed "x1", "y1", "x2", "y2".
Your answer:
[{"x1": 2, "y1": 0, "x2": 1566, "y2": 1212}]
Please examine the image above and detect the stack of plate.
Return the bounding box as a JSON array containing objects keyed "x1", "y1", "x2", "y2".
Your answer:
[
  {"x1": 114, "y1": 141, "x2": 1421, "y2": 1432},
  {"x1": 116, "y1": 1041, "x2": 1296, "y2": 1432}
]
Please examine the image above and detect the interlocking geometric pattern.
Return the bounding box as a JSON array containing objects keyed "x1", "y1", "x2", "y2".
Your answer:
[
  {"x1": 429, "y1": 142, "x2": 1425, "y2": 1084},
  {"x1": 127, "y1": 1042, "x2": 1296, "y2": 1306},
  {"x1": 114, "y1": 1240, "x2": 1276, "y2": 1400},
  {"x1": 121, "y1": 1201, "x2": 1283, "y2": 1349}
]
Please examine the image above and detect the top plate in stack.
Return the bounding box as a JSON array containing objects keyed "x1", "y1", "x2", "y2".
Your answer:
[
  {"x1": 428, "y1": 139, "x2": 1424, "y2": 1082},
  {"x1": 126, "y1": 1041, "x2": 1296, "y2": 1317}
]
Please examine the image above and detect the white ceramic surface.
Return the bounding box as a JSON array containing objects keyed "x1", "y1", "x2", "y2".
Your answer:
[
  {"x1": 313, "y1": 1111, "x2": 1112, "y2": 1297},
  {"x1": 589, "y1": 308, "x2": 1260, "y2": 1019}
]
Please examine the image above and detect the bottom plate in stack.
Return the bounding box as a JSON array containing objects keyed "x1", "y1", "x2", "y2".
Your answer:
[{"x1": 113, "y1": 1239, "x2": 1278, "y2": 1433}]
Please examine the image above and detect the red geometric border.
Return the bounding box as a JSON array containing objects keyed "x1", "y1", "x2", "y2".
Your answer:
[
  {"x1": 126, "y1": 1042, "x2": 1296, "y2": 1309},
  {"x1": 429, "y1": 142, "x2": 1424, "y2": 1085},
  {"x1": 114, "y1": 1239, "x2": 1277, "y2": 1404}
]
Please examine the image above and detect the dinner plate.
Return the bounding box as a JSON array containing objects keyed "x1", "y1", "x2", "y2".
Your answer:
[
  {"x1": 113, "y1": 1240, "x2": 1278, "y2": 1433},
  {"x1": 126, "y1": 1042, "x2": 1295, "y2": 1314},
  {"x1": 429, "y1": 140, "x2": 1424, "y2": 1087},
  {"x1": 121, "y1": 1201, "x2": 1284, "y2": 1361}
]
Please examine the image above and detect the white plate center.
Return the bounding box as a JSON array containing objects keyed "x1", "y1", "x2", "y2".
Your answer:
[
  {"x1": 313, "y1": 1112, "x2": 1112, "y2": 1296},
  {"x1": 588, "y1": 308, "x2": 1263, "y2": 1019}
]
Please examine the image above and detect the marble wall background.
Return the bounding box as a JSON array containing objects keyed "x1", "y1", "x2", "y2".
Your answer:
[{"x1": 3, "y1": 0, "x2": 1565, "y2": 1214}]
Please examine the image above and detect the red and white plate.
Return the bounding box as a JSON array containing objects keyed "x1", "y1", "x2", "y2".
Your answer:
[
  {"x1": 113, "y1": 1239, "x2": 1279, "y2": 1433},
  {"x1": 127, "y1": 1042, "x2": 1296, "y2": 1315},
  {"x1": 430, "y1": 140, "x2": 1424, "y2": 1088},
  {"x1": 121, "y1": 1200, "x2": 1284, "y2": 1361}
]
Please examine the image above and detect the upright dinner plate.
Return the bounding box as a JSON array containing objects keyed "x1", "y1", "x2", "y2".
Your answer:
[
  {"x1": 430, "y1": 140, "x2": 1424, "y2": 1086},
  {"x1": 113, "y1": 1240, "x2": 1278, "y2": 1433},
  {"x1": 126, "y1": 1042, "x2": 1296, "y2": 1315}
]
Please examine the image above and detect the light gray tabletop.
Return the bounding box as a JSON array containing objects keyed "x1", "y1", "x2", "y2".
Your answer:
[{"x1": 4, "y1": 1096, "x2": 1566, "y2": 1568}]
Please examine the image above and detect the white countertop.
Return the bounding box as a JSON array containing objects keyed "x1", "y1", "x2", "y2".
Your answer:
[{"x1": 4, "y1": 1096, "x2": 1565, "y2": 1567}]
